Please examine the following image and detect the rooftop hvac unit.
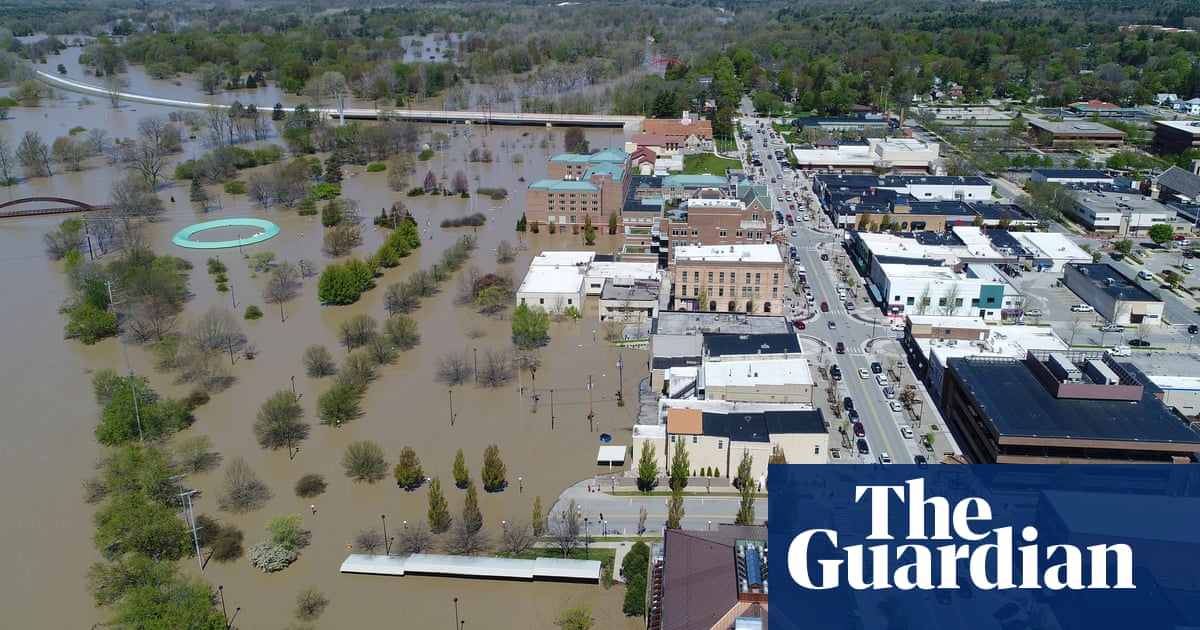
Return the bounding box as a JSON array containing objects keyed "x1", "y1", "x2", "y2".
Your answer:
[
  {"x1": 1048, "y1": 352, "x2": 1082, "y2": 382},
  {"x1": 1084, "y1": 359, "x2": 1120, "y2": 385}
]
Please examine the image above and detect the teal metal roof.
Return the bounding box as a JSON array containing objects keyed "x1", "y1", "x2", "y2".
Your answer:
[
  {"x1": 663, "y1": 174, "x2": 727, "y2": 189},
  {"x1": 582, "y1": 162, "x2": 626, "y2": 182},
  {"x1": 527, "y1": 179, "x2": 601, "y2": 192},
  {"x1": 548, "y1": 148, "x2": 630, "y2": 164}
]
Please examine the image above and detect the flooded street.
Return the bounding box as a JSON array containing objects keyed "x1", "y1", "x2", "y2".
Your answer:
[{"x1": 1, "y1": 50, "x2": 645, "y2": 628}]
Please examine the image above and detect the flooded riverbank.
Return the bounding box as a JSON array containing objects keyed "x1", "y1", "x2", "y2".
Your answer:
[{"x1": 1, "y1": 50, "x2": 645, "y2": 627}]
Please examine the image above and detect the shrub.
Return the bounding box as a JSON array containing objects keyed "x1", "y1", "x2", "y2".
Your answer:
[
  {"x1": 417, "y1": 148, "x2": 434, "y2": 161},
  {"x1": 439, "y1": 213, "x2": 488, "y2": 229},
  {"x1": 295, "y1": 473, "x2": 328, "y2": 498},
  {"x1": 224, "y1": 180, "x2": 247, "y2": 195},
  {"x1": 309, "y1": 183, "x2": 341, "y2": 200},
  {"x1": 406, "y1": 187, "x2": 426, "y2": 197},
  {"x1": 295, "y1": 587, "x2": 329, "y2": 621},
  {"x1": 184, "y1": 389, "x2": 211, "y2": 409},
  {"x1": 342, "y1": 440, "x2": 388, "y2": 483},
  {"x1": 248, "y1": 541, "x2": 297, "y2": 572},
  {"x1": 365, "y1": 162, "x2": 386, "y2": 172},
  {"x1": 244, "y1": 305, "x2": 263, "y2": 320},
  {"x1": 266, "y1": 514, "x2": 311, "y2": 550},
  {"x1": 475, "y1": 187, "x2": 508, "y2": 200}
]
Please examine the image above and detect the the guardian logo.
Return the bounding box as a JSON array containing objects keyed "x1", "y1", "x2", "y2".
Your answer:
[{"x1": 787, "y1": 479, "x2": 1135, "y2": 591}]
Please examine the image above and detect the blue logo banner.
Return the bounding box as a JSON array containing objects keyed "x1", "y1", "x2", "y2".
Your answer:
[{"x1": 767, "y1": 464, "x2": 1200, "y2": 630}]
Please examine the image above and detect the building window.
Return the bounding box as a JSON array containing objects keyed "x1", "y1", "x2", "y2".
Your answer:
[
  {"x1": 681, "y1": 285, "x2": 687, "y2": 297},
  {"x1": 814, "y1": 445, "x2": 821, "y2": 455},
  {"x1": 708, "y1": 272, "x2": 714, "y2": 283},
  {"x1": 539, "y1": 298, "x2": 545, "y2": 304},
  {"x1": 567, "y1": 299, "x2": 573, "y2": 305},
  {"x1": 570, "y1": 215, "x2": 576, "y2": 223},
  {"x1": 719, "y1": 272, "x2": 725, "y2": 283},
  {"x1": 906, "y1": 297, "x2": 915, "y2": 306},
  {"x1": 670, "y1": 435, "x2": 676, "y2": 443},
  {"x1": 692, "y1": 286, "x2": 698, "y2": 297},
  {"x1": 719, "y1": 229, "x2": 727, "y2": 238},
  {"x1": 745, "y1": 273, "x2": 751, "y2": 284},
  {"x1": 938, "y1": 298, "x2": 947, "y2": 307},
  {"x1": 718, "y1": 287, "x2": 725, "y2": 297},
  {"x1": 693, "y1": 271, "x2": 700, "y2": 283},
  {"x1": 955, "y1": 298, "x2": 964, "y2": 307},
  {"x1": 718, "y1": 440, "x2": 724, "y2": 450},
  {"x1": 773, "y1": 273, "x2": 780, "y2": 284},
  {"x1": 692, "y1": 435, "x2": 698, "y2": 444},
  {"x1": 755, "y1": 273, "x2": 761, "y2": 284},
  {"x1": 772, "y1": 287, "x2": 778, "y2": 297},
  {"x1": 894, "y1": 296, "x2": 901, "y2": 302},
  {"x1": 736, "y1": 230, "x2": 743, "y2": 238},
  {"x1": 691, "y1": 229, "x2": 699, "y2": 236}
]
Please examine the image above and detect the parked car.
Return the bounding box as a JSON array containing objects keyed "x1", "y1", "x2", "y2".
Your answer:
[
  {"x1": 858, "y1": 368, "x2": 870, "y2": 379},
  {"x1": 1070, "y1": 304, "x2": 1094, "y2": 312},
  {"x1": 830, "y1": 365, "x2": 842, "y2": 380},
  {"x1": 913, "y1": 455, "x2": 929, "y2": 467},
  {"x1": 883, "y1": 386, "x2": 896, "y2": 399},
  {"x1": 1162, "y1": 269, "x2": 1176, "y2": 278},
  {"x1": 878, "y1": 452, "x2": 892, "y2": 464},
  {"x1": 820, "y1": 253, "x2": 829, "y2": 261},
  {"x1": 836, "y1": 341, "x2": 846, "y2": 354},
  {"x1": 1185, "y1": 262, "x2": 1195, "y2": 271},
  {"x1": 870, "y1": 361, "x2": 883, "y2": 374},
  {"x1": 1189, "y1": 324, "x2": 1199, "y2": 335},
  {"x1": 1138, "y1": 270, "x2": 1154, "y2": 280},
  {"x1": 875, "y1": 374, "x2": 890, "y2": 387},
  {"x1": 848, "y1": 409, "x2": 860, "y2": 422},
  {"x1": 1099, "y1": 324, "x2": 1124, "y2": 333},
  {"x1": 1109, "y1": 345, "x2": 1131, "y2": 357},
  {"x1": 844, "y1": 301, "x2": 855, "y2": 311},
  {"x1": 853, "y1": 422, "x2": 866, "y2": 437},
  {"x1": 791, "y1": 229, "x2": 798, "y2": 237},
  {"x1": 1024, "y1": 309, "x2": 1044, "y2": 317},
  {"x1": 892, "y1": 401, "x2": 906, "y2": 414},
  {"x1": 843, "y1": 396, "x2": 854, "y2": 411},
  {"x1": 900, "y1": 425, "x2": 913, "y2": 438},
  {"x1": 1129, "y1": 339, "x2": 1151, "y2": 347},
  {"x1": 821, "y1": 301, "x2": 830, "y2": 312},
  {"x1": 857, "y1": 438, "x2": 870, "y2": 455}
]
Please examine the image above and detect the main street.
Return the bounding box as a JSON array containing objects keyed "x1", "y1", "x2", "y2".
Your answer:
[{"x1": 736, "y1": 101, "x2": 921, "y2": 466}]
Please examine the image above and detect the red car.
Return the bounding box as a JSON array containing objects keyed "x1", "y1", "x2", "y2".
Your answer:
[
  {"x1": 820, "y1": 301, "x2": 830, "y2": 312},
  {"x1": 836, "y1": 341, "x2": 846, "y2": 354},
  {"x1": 853, "y1": 422, "x2": 866, "y2": 437},
  {"x1": 792, "y1": 319, "x2": 806, "y2": 330}
]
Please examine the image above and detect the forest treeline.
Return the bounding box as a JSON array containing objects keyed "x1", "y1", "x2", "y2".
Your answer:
[{"x1": 2, "y1": 1, "x2": 1200, "y2": 139}]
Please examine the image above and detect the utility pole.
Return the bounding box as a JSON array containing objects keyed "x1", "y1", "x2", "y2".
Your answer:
[
  {"x1": 174, "y1": 475, "x2": 203, "y2": 571},
  {"x1": 130, "y1": 373, "x2": 145, "y2": 443},
  {"x1": 550, "y1": 388, "x2": 555, "y2": 430},
  {"x1": 587, "y1": 374, "x2": 594, "y2": 432}
]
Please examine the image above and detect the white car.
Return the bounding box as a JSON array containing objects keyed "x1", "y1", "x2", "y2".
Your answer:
[
  {"x1": 1185, "y1": 263, "x2": 1196, "y2": 271},
  {"x1": 1070, "y1": 304, "x2": 1094, "y2": 312},
  {"x1": 802, "y1": 214, "x2": 811, "y2": 221},
  {"x1": 875, "y1": 374, "x2": 890, "y2": 387},
  {"x1": 891, "y1": 401, "x2": 905, "y2": 414},
  {"x1": 859, "y1": 368, "x2": 870, "y2": 379},
  {"x1": 900, "y1": 425, "x2": 913, "y2": 438}
]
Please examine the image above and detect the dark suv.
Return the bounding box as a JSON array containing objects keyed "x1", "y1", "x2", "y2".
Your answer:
[
  {"x1": 857, "y1": 438, "x2": 869, "y2": 455},
  {"x1": 870, "y1": 361, "x2": 883, "y2": 374}
]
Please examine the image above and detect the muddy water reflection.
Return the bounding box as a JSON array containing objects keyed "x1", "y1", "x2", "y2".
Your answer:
[{"x1": 2, "y1": 71, "x2": 643, "y2": 626}]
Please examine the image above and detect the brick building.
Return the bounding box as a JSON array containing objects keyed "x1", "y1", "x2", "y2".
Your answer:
[
  {"x1": 525, "y1": 149, "x2": 631, "y2": 230},
  {"x1": 672, "y1": 244, "x2": 786, "y2": 314}
]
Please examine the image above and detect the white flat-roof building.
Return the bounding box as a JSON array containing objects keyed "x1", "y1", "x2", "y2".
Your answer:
[
  {"x1": 516, "y1": 265, "x2": 587, "y2": 314},
  {"x1": 701, "y1": 358, "x2": 814, "y2": 404},
  {"x1": 875, "y1": 263, "x2": 1023, "y2": 322},
  {"x1": 529, "y1": 250, "x2": 595, "y2": 268},
  {"x1": 584, "y1": 261, "x2": 660, "y2": 295},
  {"x1": 790, "y1": 138, "x2": 940, "y2": 173}
]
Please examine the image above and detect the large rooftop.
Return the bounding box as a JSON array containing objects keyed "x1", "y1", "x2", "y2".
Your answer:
[
  {"x1": 947, "y1": 356, "x2": 1200, "y2": 445},
  {"x1": 1068, "y1": 263, "x2": 1160, "y2": 303},
  {"x1": 1153, "y1": 119, "x2": 1200, "y2": 136},
  {"x1": 674, "y1": 244, "x2": 783, "y2": 264},
  {"x1": 1028, "y1": 119, "x2": 1126, "y2": 136},
  {"x1": 703, "y1": 358, "x2": 814, "y2": 389},
  {"x1": 526, "y1": 178, "x2": 600, "y2": 192},
  {"x1": 704, "y1": 333, "x2": 801, "y2": 358},
  {"x1": 653, "y1": 311, "x2": 792, "y2": 336},
  {"x1": 516, "y1": 265, "x2": 586, "y2": 295}
]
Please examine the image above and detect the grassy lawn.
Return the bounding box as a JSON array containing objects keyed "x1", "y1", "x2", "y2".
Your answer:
[
  {"x1": 715, "y1": 137, "x2": 737, "y2": 152},
  {"x1": 683, "y1": 153, "x2": 741, "y2": 175}
]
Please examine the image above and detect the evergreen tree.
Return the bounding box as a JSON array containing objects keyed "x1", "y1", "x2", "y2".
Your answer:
[
  {"x1": 735, "y1": 450, "x2": 755, "y2": 525},
  {"x1": 427, "y1": 477, "x2": 451, "y2": 533},
  {"x1": 324, "y1": 155, "x2": 343, "y2": 185},
  {"x1": 481, "y1": 444, "x2": 507, "y2": 492},
  {"x1": 669, "y1": 439, "x2": 689, "y2": 490},
  {"x1": 532, "y1": 495, "x2": 544, "y2": 536},
  {"x1": 189, "y1": 177, "x2": 209, "y2": 205},
  {"x1": 452, "y1": 448, "x2": 469, "y2": 489},
  {"x1": 393, "y1": 446, "x2": 424, "y2": 490},
  {"x1": 636, "y1": 442, "x2": 658, "y2": 492},
  {"x1": 666, "y1": 483, "x2": 684, "y2": 529},
  {"x1": 462, "y1": 480, "x2": 482, "y2": 534}
]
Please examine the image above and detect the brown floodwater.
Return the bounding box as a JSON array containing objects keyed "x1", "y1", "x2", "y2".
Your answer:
[{"x1": 0, "y1": 51, "x2": 645, "y2": 628}]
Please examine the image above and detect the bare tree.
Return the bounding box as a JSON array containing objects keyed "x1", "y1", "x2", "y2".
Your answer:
[
  {"x1": 262, "y1": 262, "x2": 302, "y2": 322},
  {"x1": 396, "y1": 521, "x2": 435, "y2": 554},
  {"x1": 302, "y1": 344, "x2": 337, "y2": 378},
  {"x1": 189, "y1": 306, "x2": 245, "y2": 355},
  {"x1": 1066, "y1": 315, "x2": 1086, "y2": 347},
  {"x1": 384, "y1": 281, "x2": 421, "y2": 315},
  {"x1": 353, "y1": 528, "x2": 384, "y2": 554},
  {"x1": 1135, "y1": 320, "x2": 1153, "y2": 344},
  {"x1": 444, "y1": 519, "x2": 490, "y2": 556},
  {"x1": 217, "y1": 456, "x2": 272, "y2": 514},
  {"x1": 436, "y1": 351, "x2": 472, "y2": 385},
  {"x1": 16, "y1": 130, "x2": 52, "y2": 178},
  {"x1": 0, "y1": 136, "x2": 17, "y2": 185},
  {"x1": 322, "y1": 225, "x2": 363, "y2": 257},
  {"x1": 479, "y1": 348, "x2": 513, "y2": 387},
  {"x1": 546, "y1": 499, "x2": 581, "y2": 558},
  {"x1": 499, "y1": 519, "x2": 534, "y2": 555},
  {"x1": 109, "y1": 174, "x2": 164, "y2": 223},
  {"x1": 104, "y1": 75, "x2": 128, "y2": 109},
  {"x1": 496, "y1": 240, "x2": 517, "y2": 265},
  {"x1": 940, "y1": 283, "x2": 962, "y2": 316}
]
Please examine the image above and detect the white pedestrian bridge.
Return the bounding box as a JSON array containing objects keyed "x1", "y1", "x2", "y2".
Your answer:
[{"x1": 340, "y1": 552, "x2": 602, "y2": 582}]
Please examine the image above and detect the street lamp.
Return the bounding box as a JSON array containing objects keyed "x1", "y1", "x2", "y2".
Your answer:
[
  {"x1": 584, "y1": 518, "x2": 590, "y2": 559},
  {"x1": 218, "y1": 585, "x2": 228, "y2": 628},
  {"x1": 448, "y1": 389, "x2": 455, "y2": 426},
  {"x1": 616, "y1": 353, "x2": 624, "y2": 403},
  {"x1": 454, "y1": 597, "x2": 460, "y2": 630},
  {"x1": 518, "y1": 476, "x2": 523, "y2": 493},
  {"x1": 381, "y1": 514, "x2": 389, "y2": 555},
  {"x1": 473, "y1": 347, "x2": 478, "y2": 384}
]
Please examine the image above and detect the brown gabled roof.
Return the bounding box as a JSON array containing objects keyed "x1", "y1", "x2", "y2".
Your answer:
[
  {"x1": 661, "y1": 529, "x2": 739, "y2": 630},
  {"x1": 644, "y1": 117, "x2": 714, "y2": 140},
  {"x1": 667, "y1": 408, "x2": 704, "y2": 435}
]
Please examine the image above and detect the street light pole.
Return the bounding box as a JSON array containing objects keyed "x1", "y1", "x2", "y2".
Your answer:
[
  {"x1": 518, "y1": 476, "x2": 523, "y2": 493},
  {"x1": 449, "y1": 389, "x2": 454, "y2": 426},
  {"x1": 454, "y1": 597, "x2": 460, "y2": 630},
  {"x1": 218, "y1": 585, "x2": 228, "y2": 628},
  {"x1": 616, "y1": 353, "x2": 624, "y2": 403},
  {"x1": 291, "y1": 375, "x2": 297, "y2": 400},
  {"x1": 381, "y1": 514, "x2": 389, "y2": 555},
  {"x1": 584, "y1": 518, "x2": 590, "y2": 559}
]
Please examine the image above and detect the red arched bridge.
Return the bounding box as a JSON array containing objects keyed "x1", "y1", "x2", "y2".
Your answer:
[{"x1": 0, "y1": 197, "x2": 111, "y2": 219}]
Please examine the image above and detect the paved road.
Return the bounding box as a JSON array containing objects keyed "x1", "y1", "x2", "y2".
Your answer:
[{"x1": 550, "y1": 479, "x2": 768, "y2": 538}]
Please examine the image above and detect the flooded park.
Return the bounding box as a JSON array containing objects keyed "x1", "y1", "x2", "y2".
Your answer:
[{"x1": 1, "y1": 43, "x2": 646, "y2": 628}]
